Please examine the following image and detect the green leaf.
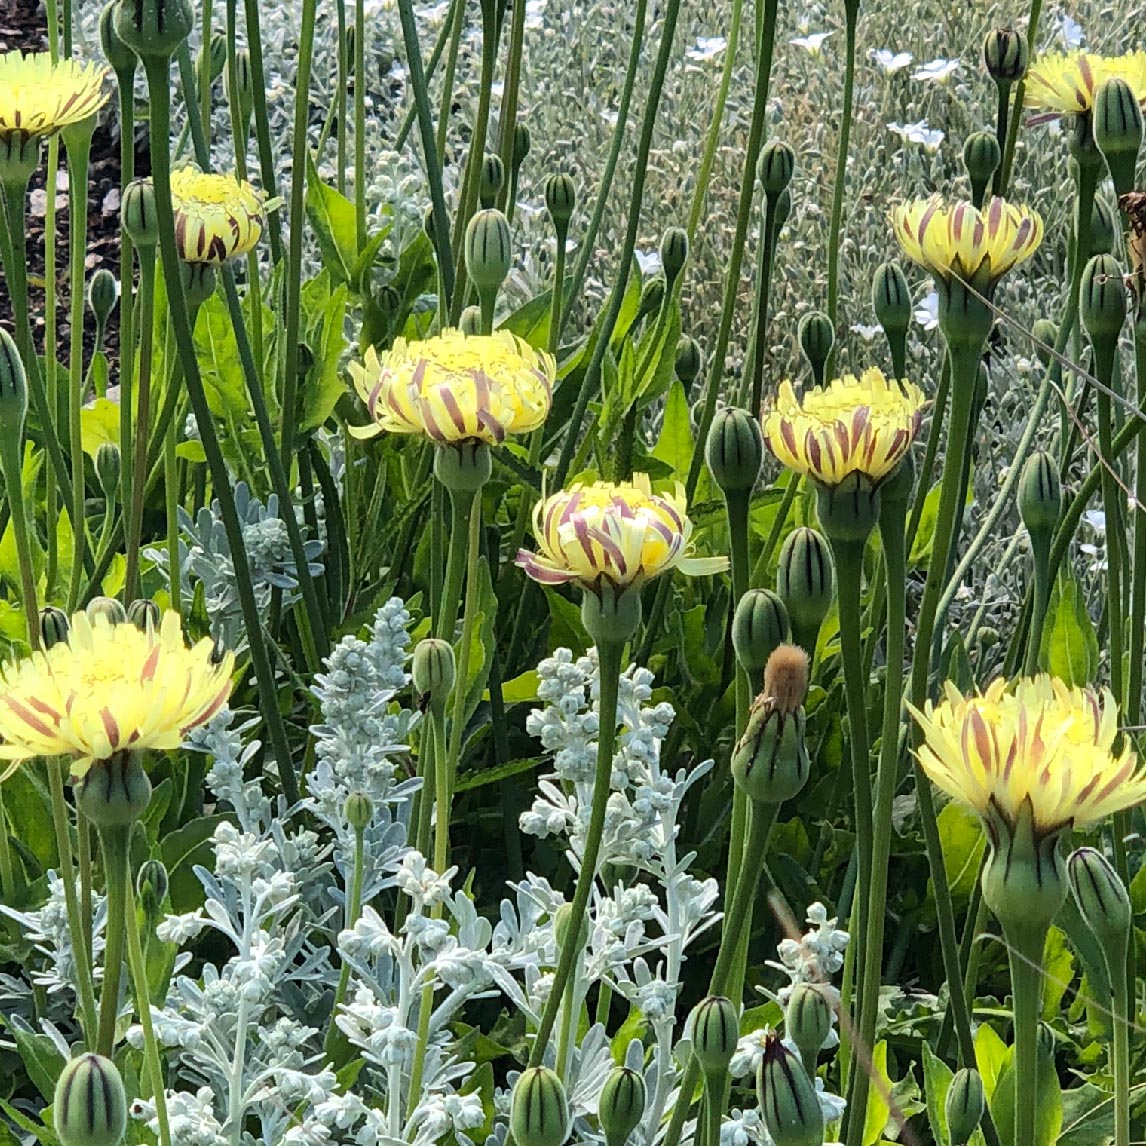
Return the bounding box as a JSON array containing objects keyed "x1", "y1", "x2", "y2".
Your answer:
[
  {"x1": 455, "y1": 756, "x2": 538, "y2": 793},
  {"x1": 300, "y1": 275, "x2": 349, "y2": 431},
  {"x1": 909, "y1": 474, "x2": 973, "y2": 566},
  {"x1": 9, "y1": 1024, "x2": 64, "y2": 1101},
  {"x1": 862, "y1": 1041, "x2": 894, "y2": 1146},
  {"x1": 1040, "y1": 925, "x2": 1074, "y2": 1019},
  {"x1": 497, "y1": 670, "x2": 539, "y2": 704},
  {"x1": 161, "y1": 812, "x2": 232, "y2": 912},
  {"x1": 932, "y1": 802, "x2": 986, "y2": 906},
  {"x1": 2, "y1": 765, "x2": 55, "y2": 872},
  {"x1": 974, "y1": 1023, "x2": 1008, "y2": 1101},
  {"x1": 990, "y1": 1031, "x2": 1062, "y2": 1146},
  {"x1": 175, "y1": 440, "x2": 208, "y2": 464},
  {"x1": 1057, "y1": 1082, "x2": 1116, "y2": 1146},
  {"x1": 305, "y1": 150, "x2": 357, "y2": 284},
  {"x1": 1039, "y1": 572, "x2": 1098, "y2": 686},
  {"x1": 79, "y1": 396, "x2": 120, "y2": 455},
  {"x1": 651, "y1": 379, "x2": 694, "y2": 484},
  {"x1": 922, "y1": 1040, "x2": 955, "y2": 1146}
]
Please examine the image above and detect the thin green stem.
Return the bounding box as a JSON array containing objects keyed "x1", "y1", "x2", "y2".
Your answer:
[
  {"x1": 1125, "y1": 326, "x2": 1146, "y2": 726},
  {"x1": 96, "y1": 824, "x2": 129, "y2": 1057},
  {"x1": 0, "y1": 432, "x2": 40, "y2": 647},
  {"x1": 335, "y1": 0, "x2": 347, "y2": 194},
  {"x1": 436, "y1": 484, "x2": 475, "y2": 639},
  {"x1": 241, "y1": 0, "x2": 283, "y2": 259},
  {"x1": 996, "y1": 0, "x2": 1044, "y2": 197},
  {"x1": 125, "y1": 249, "x2": 157, "y2": 603},
  {"x1": 1108, "y1": 941, "x2": 1130, "y2": 1146},
  {"x1": 354, "y1": 0, "x2": 366, "y2": 243},
  {"x1": 323, "y1": 823, "x2": 366, "y2": 1060},
  {"x1": 433, "y1": 0, "x2": 465, "y2": 163},
  {"x1": 44, "y1": 135, "x2": 61, "y2": 595},
  {"x1": 495, "y1": 0, "x2": 527, "y2": 217},
  {"x1": 1094, "y1": 351, "x2": 1125, "y2": 704},
  {"x1": 1023, "y1": 531, "x2": 1052, "y2": 675},
  {"x1": 745, "y1": 194, "x2": 780, "y2": 414},
  {"x1": 115, "y1": 85, "x2": 136, "y2": 602},
  {"x1": 905, "y1": 355, "x2": 950, "y2": 555},
  {"x1": 164, "y1": 410, "x2": 181, "y2": 615},
  {"x1": 199, "y1": 0, "x2": 215, "y2": 142},
  {"x1": 1004, "y1": 924, "x2": 1045, "y2": 1146}
]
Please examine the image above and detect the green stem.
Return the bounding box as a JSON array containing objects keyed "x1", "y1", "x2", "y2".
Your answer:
[
  {"x1": 992, "y1": 82, "x2": 1011, "y2": 197},
  {"x1": 996, "y1": 0, "x2": 1044, "y2": 197},
  {"x1": 323, "y1": 822, "x2": 366, "y2": 1060},
  {"x1": 1125, "y1": 326, "x2": 1146, "y2": 725},
  {"x1": 495, "y1": 0, "x2": 527, "y2": 216},
  {"x1": 241, "y1": 0, "x2": 283, "y2": 260},
  {"x1": 1004, "y1": 924, "x2": 1046, "y2": 1146},
  {"x1": 164, "y1": 412, "x2": 181, "y2": 615},
  {"x1": 745, "y1": 194, "x2": 780, "y2": 414},
  {"x1": 353, "y1": 0, "x2": 366, "y2": 242},
  {"x1": 701, "y1": 1071, "x2": 725, "y2": 1146},
  {"x1": 44, "y1": 135, "x2": 61, "y2": 596},
  {"x1": 96, "y1": 824, "x2": 129, "y2": 1057},
  {"x1": 1023, "y1": 531, "x2": 1052, "y2": 675},
  {"x1": 199, "y1": 0, "x2": 214, "y2": 141},
  {"x1": 436, "y1": 485, "x2": 475, "y2": 639},
  {"x1": 115, "y1": 79, "x2": 136, "y2": 603},
  {"x1": 1108, "y1": 941, "x2": 1130, "y2": 1146},
  {"x1": 125, "y1": 249, "x2": 157, "y2": 603},
  {"x1": 1094, "y1": 350, "x2": 1125, "y2": 704},
  {"x1": 433, "y1": 0, "x2": 465, "y2": 164},
  {"x1": 0, "y1": 431, "x2": 40, "y2": 647}
]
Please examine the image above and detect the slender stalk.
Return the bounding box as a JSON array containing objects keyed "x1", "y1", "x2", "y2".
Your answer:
[
  {"x1": 115, "y1": 81, "x2": 136, "y2": 601},
  {"x1": 335, "y1": 0, "x2": 347, "y2": 195},
  {"x1": 1023, "y1": 527, "x2": 1052, "y2": 675},
  {"x1": 96, "y1": 824, "x2": 129, "y2": 1057},
  {"x1": 125, "y1": 250, "x2": 157, "y2": 603},
  {"x1": 199, "y1": 0, "x2": 215, "y2": 142},
  {"x1": 1125, "y1": 326, "x2": 1146, "y2": 723},
  {"x1": 0, "y1": 430, "x2": 40, "y2": 647},
  {"x1": 391, "y1": 0, "x2": 454, "y2": 152},
  {"x1": 1094, "y1": 347, "x2": 1125, "y2": 705},
  {"x1": 495, "y1": 0, "x2": 527, "y2": 218},
  {"x1": 905, "y1": 355, "x2": 950, "y2": 555},
  {"x1": 45, "y1": 135, "x2": 61, "y2": 596},
  {"x1": 1004, "y1": 925, "x2": 1045, "y2": 1146},
  {"x1": 996, "y1": 0, "x2": 1045, "y2": 197},
  {"x1": 1108, "y1": 942, "x2": 1130, "y2": 1146},
  {"x1": 354, "y1": 0, "x2": 366, "y2": 242},
  {"x1": 323, "y1": 819, "x2": 367, "y2": 1059},
  {"x1": 433, "y1": 0, "x2": 465, "y2": 163},
  {"x1": 164, "y1": 410, "x2": 181, "y2": 614},
  {"x1": 436, "y1": 485, "x2": 475, "y2": 639},
  {"x1": 745, "y1": 193, "x2": 781, "y2": 414},
  {"x1": 241, "y1": 0, "x2": 283, "y2": 259}
]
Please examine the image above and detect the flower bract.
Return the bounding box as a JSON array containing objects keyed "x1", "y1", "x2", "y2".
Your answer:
[
  {"x1": 169, "y1": 168, "x2": 266, "y2": 264},
  {"x1": 0, "y1": 52, "x2": 108, "y2": 142}
]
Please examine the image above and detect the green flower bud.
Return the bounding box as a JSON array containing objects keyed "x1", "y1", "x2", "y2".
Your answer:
[
  {"x1": 786, "y1": 983, "x2": 833, "y2": 1071},
  {"x1": 181, "y1": 262, "x2": 217, "y2": 308},
  {"x1": 637, "y1": 276, "x2": 665, "y2": 323},
  {"x1": 1017, "y1": 450, "x2": 1061, "y2": 538},
  {"x1": 512, "y1": 122, "x2": 531, "y2": 170},
  {"x1": 544, "y1": 172, "x2": 576, "y2": 229},
  {"x1": 226, "y1": 48, "x2": 255, "y2": 132},
  {"x1": 100, "y1": 2, "x2": 138, "y2": 76},
  {"x1": 95, "y1": 443, "x2": 121, "y2": 502},
  {"x1": 40, "y1": 606, "x2": 71, "y2": 649},
  {"x1": 127, "y1": 597, "x2": 161, "y2": 631},
  {"x1": 511, "y1": 1067, "x2": 570, "y2": 1146},
  {"x1": 0, "y1": 328, "x2": 28, "y2": 438},
  {"x1": 136, "y1": 857, "x2": 169, "y2": 921},
  {"x1": 344, "y1": 791, "x2": 373, "y2": 832},
  {"x1": 77, "y1": 751, "x2": 152, "y2": 828},
  {"x1": 1080, "y1": 253, "x2": 1126, "y2": 342},
  {"x1": 479, "y1": 154, "x2": 505, "y2": 209},
  {"x1": 53, "y1": 1053, "x2": 128, "y2": 1146},
  {"x1": 732, "y1": 589, "x2": 790, "y2": 677},
  {"x1": 553, "y1": 902, "x2": 589, "y2": 952},
  {"x1": 675, "y1": 336, "x2": 703, "y2": 389},
  {"x1": 976, "y1": 625, "x2": 1000, "y2": 649},
  {"x1": 88, "y1": 268, "x2": 119, "y2": 332},
  {"x1": 872, "y1": 260, "x2": 911, "y2": 338},
  {"x1": 87, "y1": 595, "x2": 128, "y2": 625},
  {"x1": 776, "y1": 527, "x2": 834, "y2": 655},
  {"x1": 660, "y1": 226, "x2": 689, "y2": 290},
  {"x1": 121, "y1": 178, "x2": 160, "y2": 247},
  {"x1": 706, "y1": 407, "x2": 763, "y2": 494},
  {"x1": 598, "y1": 1067, "x2": 646, "y2": 1146},
  {"x1": 963, "y1": 131, "x2": 1001, "y2": 207},
  {"x1": 113, "y1": 0, "x2": 194, "y2": 59},
  {"x1": 1094, "y1": 77, "x2": 1143, "y2": 196},
  {"x1": 1068, "y1": 846, "x2": 1131, "y2": 955},
  {"x1": 945, "y1": 1067, "x2": 986, "y2": 1145},
  {"x1": 196, "y1": 29, "x2": 228, "y2": 84},
  {"x1": 1090, "y1": 196, "x2": 1117, "y2": 256},
  {"x1": 798, "y1": 311, "x2": 834, "y2": 386},
  {"x1": 773, "y1": 188, "x2": 792, "y2": 235},
  {"x1": 1032, "y1": 318, "x2": 1057, "y2": 367},
  {"x1": 690, "y1": 995, "x2": 739, "y2": 1074},
  {"x1": 758, "y1": 1033, "x2": 824, "y2": 1146},
  {"x1": 465, "y1": 208, "x2": 512, "y2": 292},
  {"x1": 980, "y1": 800, "x2": 1068, "y2": 937},
  {"x1": 412, "y1": 637, "x2": 456, "y2": 711},
  {"x1": 459, "y1": 306, "x2": 483, "y2": 336},
  {"x1": 758, "y1": 140, "x2": 795, "y2": 198},
  {"x1": 983, "y1": 27, "x2": 1027, "y2": 85}
]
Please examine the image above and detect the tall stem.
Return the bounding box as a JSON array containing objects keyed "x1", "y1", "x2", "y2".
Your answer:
[
  {"x1": 323, "y1": 821, "x2": 366, "y2": 1060},
  {"x1": 1004, "y1": 924, "x2": 1045, "y2": 1146},
  {"x1": 354, "y1": 0, "x2": 366, "y2": 242},
  {"x1": 1093, "y1": 343, "x2": 1125, "y2": 705},
  {"x1": 241, "y1": 0, "x2": 283, "y2": 259},
  {"x1": 1108, "y1": 942, "x2": 1130, "y2": 1146},
  {"x1": 96, "y1": 823, "x2": 129, "y2": 1057},
  {"x1": 996, "y1": 0, "x2": 1044, "y2": 196},
  {"x1": 436, "y1": 485, "x2": 475, "y2": 639},
  {"x1": 495, "y1": 0, "x2": 527, "y2": 217},
  {"x1": 125, "y1": 251, "x2": 157, "y2": 602}
]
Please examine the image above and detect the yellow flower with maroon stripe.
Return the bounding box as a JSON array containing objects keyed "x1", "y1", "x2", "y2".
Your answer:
[
  {"x1": 516, "y1": 473, "x2": 728, "y2": 591},
  {"x1": 0, "y1": 51, "x2": 108, "y2": 143},
  {"x1": 891, "y1": 196, "x2": 1043, "y2": 291},
  {"x1": 0, "y1": 611, "x2": 233, "y2": 778},
  {"x1": 909, "y1": 675, "x2": 1146, "y2": 836},
  {"x1": 348, "y1": 329, "x2": 555, "y2": 444},
  {"x1": 169, "y1": 167, "x2": 265, "y2": 264},
  {"x1": 1024, "y1": 50, "x2": 1146, "y2": 120},
  {"x1": 762, "y1": 369, "x2": 925, "y2": 488}
]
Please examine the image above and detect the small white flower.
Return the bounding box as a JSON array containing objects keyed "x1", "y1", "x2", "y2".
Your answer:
[
  {"x1": 850, "y1": 323, "x2": 882, "y2": 341},
  {"x1": 686, "y1": 35, "x2": 727, "y2": 62},
  {"x1": 914, "y1": 290, "x2": 939, "y2": 331},
  {"x1": 912, "y1": 57, "x2": 961, "y2": 83},
  {"x1": 870, "y1": 48, "x2": 913, "y2": 73},
  {"x1": 1059, "y1": 13, "x2": 1083, "y2": 49},
  {"x1": 789, "y1": 31, "x2": 832, "y2": 55},
  {"x1": 524, "y1": 0, "x2": 546, "y2": 31},
  {"x1": 635, "y1": 249, "x2": 662, "y2": 276},
  {"x1": 1083, "y1": 509, "x2": 1106, "y2": 534},
  {"x1": 887, "y1": 120, "x2": 945, "y2": 151}
]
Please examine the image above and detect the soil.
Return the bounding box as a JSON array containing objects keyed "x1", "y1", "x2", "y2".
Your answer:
[{"x1": 0, "y1": 0, "x2": 136, "y2": 370}]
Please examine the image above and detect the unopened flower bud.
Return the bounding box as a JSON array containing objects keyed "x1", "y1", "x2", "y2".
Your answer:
[
  {"x1": 95, "y1": 443, "x2": 121, "y2": 502},
  {"x1": 945, "y1": 1067, "x2": 986, "y2": 1145},
  {"x1": 88, "y1": 268, "x2": 119, "y2": 332},
  {"x1": 77, "y1": 752, "x2": 152, "y2": 828},
  {"x1": 465, "y1": 209, "x2": 511, "y2": 292},
  {"x1": 511, "y1": 1067, "x2": 570, "y2": 1146},
  {"x1": 963, "y1": 131, "x2": 1001, "y2": 206},
  {"x1": 786, "y1": 983, "x2": 833, "y2": 1071},
  {"x1": 40, "y1": 606, "x2": 71, "y2": 649},
  {"x1": 598, "y1": 1067, "x2": 646, "y2": 1146},
  {"x1": 459, "y1": 306, "x2": 483, "y2": 336},
  {"x1": 776, "y1": 527, "x2": 833, "y2": 655},
  {"x1": 1068, "y1": 846, "x2": 1131, "y2": 955},
  {"x1": 773, "y1": 189, "x2": 792, "y2": 234},
  {"x1": 1032, "y1": 318, "x2": 1057, "y2": 367},
  {"x1": 690, "y1": 995, "x2": 738, "y2": 1074},
  {"x1": 758, "y1": 1033, "x2": 824, "y2": 1146},
  {"x1": 1090, "y1": 196, "x2": 1117, "y2": 256},
  {"x1": 798, "y1": 311, "x2": 834, "y2": 386},
  {"x1": 121, "y1": 178, "x2": 160, "y2": 247},
  {"x1": 1094, "y1": 77, "x2": 1143, "y2": 195},
  {"x1": 545, "y1": 172, "x2": 576, "y2": 229},
  {"x1": 479, "y1": 154, "x2": 504, "y2": 209},
  {"x1": 872, "y1": 260, "x2": 911, "y2": 335},
  {"x1": 87, "y1": 596, "x2": 127, "y2": 625},
  {"x1": 196, "y1": 29, "x2": 228, "y2": 84},
  {"x1": 100, "y1": 2, "x2": 138, "y2": 76},
  {"x1": 980, "y1": 801, "x2": 1068, "y2": 935},
  {"x1": 660, "y1": 226, "x2": 689, "y2": 290},
  {"x1": 127, "y1": 598, "x2": 160, "y2": 631},
  {"x1": 553, "y1": 902, "x2": 589, "y2": 952},
  {"x1": 413, "y1": 637, "x2": 456, "y2": 710},
  {"x1": 344, "y1": 791, "x2": 373, "y2": 832},
  {"x1": 1080, "y1": 253, "x2": 1127, "y2": 341},
  {"x1": 675, "y1": 335, "x2": 702, "y2": 389},
  {"x1": 226, "y1": 49, "x2": 255, "y2": 131},
  {"x1": 113, "y1": 0, "x2": 194, "y2": 59},
  {"x1": 0, "y1": 328, "x2": 28, "y2": 434},
  {"x1": 136, "y1": 858, "x2": 169, "y2": 920},
  {"x1": 1018, "y1": 450, "x2": 1061, "y2": 538},
  {"x1": 758, "y1": 140, "x2": 795, "y2": 198},
  {"x1": 732, "y1": 589, "x2": 790, "y2": 677},
  {"x1": 706, "y1": 407, "x2": 762, "y2": 494},
  {"x1": 512, "y1": 123, "x2": 531, "y2": 168},
  {"x1": 637, "y1": 276, "x2": 665, "y2": 323},
  {"x1": 983, "y1": 27, "x2": 1027, "y2": 85},
  {"x1": 53, "y1": 1053, "x2": 128, "y2": 1146}
]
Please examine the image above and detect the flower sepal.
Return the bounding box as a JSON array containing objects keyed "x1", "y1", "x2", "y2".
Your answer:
[
  {"x1": 434, "y1": 440, "x2": 493, "y2": 493},
  {"x1": 815, "y1": 471, "x2": 880, "y2": 544},
  {"x1": 76, "y1": 750, "x2": 152, "y2": 828},
  {"x1": 581, "y1": 582, "x2": 642, "y2": 648},
  {"x1": 113, "y1": 0, "x2": 194, "y2": 59}
]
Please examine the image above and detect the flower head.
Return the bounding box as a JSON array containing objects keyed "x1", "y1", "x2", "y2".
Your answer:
[
  {"x1": 516, "y1": 474, "x2": 727, "y2": 591},
  {"x1": 892, "y1": 196, "x2": 1044, "y2": 291},
  {"x1": 169, "y1": 168, "x2": 266, "y2": 264},
  {"x1": 348, "y1": 329, "x2": 555, "y2": 445},
  {"x1": 0, "y1": 611, "x2": 234, "y2": 777},
  {"x1": 762, "y1": 368, "x2": 925, "y2": 488},
  {"x1": 0, "y1": 52, "x2": 108, "y2": 143},
  {"x1": 1024, "y1": 50, "x2": 1146, "y2": 119},
  {"x1": 909, "y1": 675, "x2": 1146, "y2": 837}
]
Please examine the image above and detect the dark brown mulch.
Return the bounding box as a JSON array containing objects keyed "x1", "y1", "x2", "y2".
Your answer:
[{"x1": 0, "y1": 0, "x2": 135, "y2": 373}]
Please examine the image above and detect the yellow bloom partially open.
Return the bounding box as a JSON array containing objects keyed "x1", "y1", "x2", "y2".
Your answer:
[
  {"x1": 0, "y1": 52, "x2": 108, "y2": 143},
  {"x1": 170, "y1": 168, "x2": 265, "y2": 264},
  {"x1": 1024, "y1": 50, "x2": 1146, "y2": 119},
  {"x1": 909, "y1": 675, "x2": 1146, "y2": 836},
  {"x1": 762, "y1": 369, "x2": 925, "y2": 488},
  {"x1": 0, "y1": 611, "x2": 234, "y2": 778},
  {"x1": 516, "y1": 474, "x2": 728, "y2": 590},
  {"x1": 348, "y1": 329, "x2": 555, "y2": 444},
  {"x1": 892, "y1": 196, "x2": 1043, "y2": 290}
]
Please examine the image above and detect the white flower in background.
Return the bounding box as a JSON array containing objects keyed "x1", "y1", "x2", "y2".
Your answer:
[
  {"x1": 635, "y1": 248, "x2": 662, "y2": 276},
  {"x1": 850, "y1": 323, "x2": 882, "y2": 341},
  {"x1": 524, "y1": 0, "x2": 546, "y2": 31},
  {"x1": 914, "y1": 289, "x2": 940, "y2": 331},
  {"x1": 870, "y1": 48, "x2": 913, "y2": 73},
  {"x1": 767, "y1": 902, "x2": 850, "y2": 1004},
  {"x1": 886, "y1": 120, "x2": 945, "y2": 151},
  {"x1": 1058, "y1": 13, "x2": 1084, "y2": 48},
  {"x1": 687, "y1": 35, "x2": 728, "y2": 62},
  {"x1": 790, "y1": 31, "x2": 832, "y2": 55},
  {"x1": 912, "y1": 57, "x2": 962, "y2": 82}
]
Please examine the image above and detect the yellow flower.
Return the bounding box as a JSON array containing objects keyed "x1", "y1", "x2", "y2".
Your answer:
[
  {"x1": 1024, "y1": 50, "x2": 1146, "y2": 119},
  {"x1": 0, "y1": 51, "x2": 108, "y2": 143},
  {"x1": 909, "y1": 675, "x2": 1146, "y2": 836},
  {"x1": 516, "y1": 473, "x2": 728, "y2": 590},
  {"x1": 348, "y1": 329, "x2": 555, "y2": 444},
  {"x1": 761, "y1": 368, "x2": 925, "y2": 488},
  {"x1": 0, "y1": 611, "x2": 234, "y2": 778},
  {"x1": 170, "y1": 167, "x2": 265, "y2": 264},
  {"x1": 891, "y1": 195, "x2": 1044, "y2": 290}
]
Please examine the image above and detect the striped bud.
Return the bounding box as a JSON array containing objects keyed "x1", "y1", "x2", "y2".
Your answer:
[
  {"x1": 637, "y1": 276, "x2": 665, "y2": 323},
  {"x1": 127, "y1": 597, "x2": 161, "y2": 631},
  {"x1": 786, "y1": 983, "x2": 833, "y2": 1070},
  {"x1": 1031, "y1": 318, "x2": 1057, "y2": 367},
  {"x1": 553, "y1": 902, "x2": 589, "y2": 952},
  {"x1": 777, "y1": 527, "x2": 833, "y2": 656},
  {"x1": 226, "y1": 48, "x2": 255, "y2": 131},
  {"x1": 1090, "y1": 196, "x2": 1117, "y2": 256},
  {"x1": 136, "y1": 858, "x2": 169, "y2": 921},
  {"x1": 180, "y1": 262, "x2": 217, "y2": 308},
  {"x1": 459, "y1": 306, "x2": 483, "y2": 336},
  {"x1": 479, "y1": 154, "x2": 505, "y2": 209},
  {"x1": 512, "y1": 123, "x2": 531, "y2": 168},
  {"x1": 511, "y1": 1067, "x2": 570, "y2": 1146},
  {"x1": 732, "y1": 691, "x2": 809, "y2": 804},
  {"x1": 675, "y1": 335, "x2": 702, "y2": 388},
  {"x1": 773, "y1": 189, "x2": 792, "y2": 234},
  {"x1": 598, "y1": 1067, "x2": 646, "y2": 1146},
  {"x1": 465, "y1": 208, "x2": 512, "y2": 292},
  {"x1": 121, "y1": 178, "x2": 160, "y2": 247},
  {"x1": 1068, "y1": 846, "x2": 1131, "y2": 954},
  {"x1": 690, "y1": 995, "x2": 738, "y2": 1074},
  {"x1": 706, "y1": 407, "x2": 763, "y2": 494},
  {"x1": 544, "y1": 173, "x2": 576, "y2": 229},
  {"x1": 88, "y1": 268, "x2": 119, "y2": 330},
  {"x1": 732, "y1": 589, "x2": 790, "y2": 677},
  {"x1": 758, "y1": 1033, "x2": 824, "y2": 1146},
  {"x1": 113, "y1": 0, "x2": 194, "y2": 59},
  {"x1": 196, "y1": 29, "x2": 228, "y2": 84},
  {"x1": 413, "y1": 638, "x2": 456, "y2": 712},
  {"x1": 53, "y1": 1053, "x2": 128, "y2": 1146},
  {"x1": 344, "y1": 791, "x2": 373, "y2": 832},
  {"x1": 963, "y1": 132, "x2": 1001, "y2": 207},
  {"x1": 100, "y1": 2, "x2": 138, "y2": 75},
  {"x1": 1017, "y1": 450, "x2": 1061, "y2": 538},
  {"x1": 87, "y1": 596, "x2": 128, "y2": 625},
  {"x1": 77, "y1": 751, "x2": 152, "y2": 828},
  {"x1": 872, "y1": 260, "x2": 911, "y2": 336},
  {"x1": 983, "y1": 27, "x2": 1027, "y2": 85},
  {"x1": 945, "y1": 1067, "x2": 985, "y2": 1145},
  {"x1": 798, "y1": 311, "x2": 834, "y2": 386},
  {"x1": 660, "y1": 226, "x2": 689, "y2": 289},
  {"x1": 1094, "y1": 78, "x2": 1143, "y2": 196},
  {"x1": 1080, "y1": 253, "x2": 1126, "y2": 341},
  {"x1": 96, "y1": 443, "x2": 121, "y2": 502},
  {"x1": 434, "y1": 439, "x2": 492, "y2": 493},
  {"x1": 758, "y1": 140, "x2": 795, "y2": 198},
  {"x1": 40, "y1": 606, "x2": 71, "y2": 649}
]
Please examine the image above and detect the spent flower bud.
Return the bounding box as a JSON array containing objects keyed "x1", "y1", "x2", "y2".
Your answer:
[{"x1": 53, "y1": 1053, "x2": 128, "y2": 1146}]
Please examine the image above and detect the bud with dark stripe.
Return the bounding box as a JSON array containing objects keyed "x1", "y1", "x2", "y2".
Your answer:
[
  {"x1": 758, "y1": 1032, "x2": 824, "y2": 1146},
  {"x1": 53, "y1": 1053, "x2": 128, "y2": 1146},
  {"x1": 1094, "y1": 77, "x2": 1143, "y2": 196},
  {"x1": 121, "y1": 178, "x2": 160, "y2": 247},
  {"x1": 1018, "y1": 451, "x2": 1061, "y2": 538},
  {"x1": 87, "y1": 596, "x2": 128, "y2": 625},
  {"x1": 798, "y1": 311, "x2": 834, "y2": 387},
  {"x1": 732, "y1": 589, "x2": 790, "y2": 678},
  {"x1": 1068, "y1": 846, "x2": 1131, "y2": 956},
  {"x1": 136, "y1": 858, "x2": 169, "y2": 921},
  {"x1": 413, "y1": 637, "x2": 456, "y2": 714},
  {"x1": 758, "y1": 140, "x2": 795, "y2": 199},
  {"x1": 983, "y1": 27, "x2": 1027, "y2": 85},
  {"x1": 872, "y1": 260, "x2": 911, "y2": 376},
  {"x1": 777, "y1": 527, "x2": 833, "y2": 656},
  {"x1": 0, "y1": 328, "x2": 28, "y2": 445},
  {"x1": 660, "y1": 226, "x2": 689, "y2": 292},
  {"x1": 963, "y1": 131, "x2": 1001, "y2": 208},
  {"x1": 113, "y1": 0, "x2": 195, "y2": 60},
  {"x1": 459, "y1": 306, "x2": 483, "y2": 336},
  {"x1": 1090, "y1": 195, "x2": 1117, "y2": 256},
  {"x1": 100, "y1": 2, "x2": 137, "y2": 77},
  {"x1": 690, "y1": 995, "x2": 738, "y2": 1074},
  {"x1": 945, "y1": 1067, "x2": 985, "y2": 1145},
  {"x1": 706, "y1": 407, "x2": 763, "y2": 494},
  {"x1": 40, "y1": 606, "x2": 71, "y2": 649},
  {"x1": 465, "y1": 208, "x2": 512, "y2": 292},
  {"x1": 77, "y1": 751, "x2": 152, "y2": 828},
  {"x1": 675, "y1": 336, "x2": 702, "y2": 390},
  {"x1": 226, "y1": 48, "x2": 255, "y2": 135},
  {"x1": 196, "y1": 29, "x2": 228, "y2": 84},
  {"x1": 544, "y1": 173, "x2": 576, "y2": 229},
  {"x1": 599, "y1": 1067, "x2": 646, "y2": 1146},
  {"x1": 479, "y1": 154, "x2": 505, "y2": 209},
  {"x1": 1080, "y1": 253, "x2": 1127, "y2": 342},
  {"x1": 785, "y1": 983, "x2": 833, "y2": 1071},
  {"x1": 511, "y1": 1067, "x2": 570, "y2": 1146},
  {"x1": 512, "y1": 123, "x2": 532, "y2": 169},
  {"x1": 96, "y1": 443, "x2": 121, "y2": 503},
  {"x1": 127, "y1": 597, "x2": 161, "y2": 631}
]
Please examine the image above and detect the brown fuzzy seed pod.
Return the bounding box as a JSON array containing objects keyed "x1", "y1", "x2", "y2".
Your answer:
[{"x1": 763, "y1": 644, "x2": 809, "y2": 715}]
